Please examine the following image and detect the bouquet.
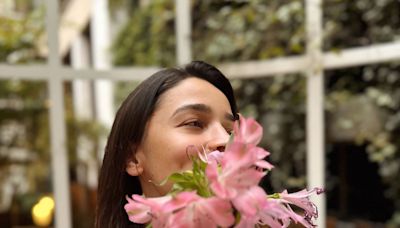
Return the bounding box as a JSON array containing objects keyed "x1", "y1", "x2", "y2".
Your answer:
[{"x1": 125, "y1": 116, "x2": 323, "y2": 228}]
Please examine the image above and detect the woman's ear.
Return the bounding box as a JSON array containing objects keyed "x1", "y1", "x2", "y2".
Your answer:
[
  {"x1": 126, "y1": 146, "x2": 145, "y2": 176},
  {"x1": 126, "y1": 160, "x2": 143, "y2": 176}
]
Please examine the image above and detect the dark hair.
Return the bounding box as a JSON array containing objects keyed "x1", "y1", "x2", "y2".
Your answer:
[{"x1": 95, "y1": 61, "x2": 238, "y2": 228}]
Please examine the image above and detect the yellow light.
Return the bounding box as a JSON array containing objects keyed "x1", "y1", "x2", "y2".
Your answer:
[
  {"x1": 32, "y1": 196, "x2": 54, "y2": 227},
  {"x1": 39, "y1": 196, "x2": 55, "y2": 211}
]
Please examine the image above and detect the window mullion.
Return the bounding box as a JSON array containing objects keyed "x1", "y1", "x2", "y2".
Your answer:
[{"x1": 46, "y1": 0, "x2": 72, "y2": 228}]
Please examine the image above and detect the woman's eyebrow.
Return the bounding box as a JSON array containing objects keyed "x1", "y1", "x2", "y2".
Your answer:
[
  {"x1": 171, "y1": 103, "x2": 235, "y2": 122},
  {"x1": 171, "y1": 103, "x2": 212, "y2": 118}
]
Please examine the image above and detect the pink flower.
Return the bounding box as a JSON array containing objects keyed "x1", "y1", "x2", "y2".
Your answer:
[
  {"x1": 271, "y1": 188, "x2": 324, "y2": 227},
  {"x1": 162, "y1": 191, "x2": 199, "y2": 212},
  {"x1": 232, "y1": 186, "x2": 268, "y2": 218},
  {"x1": 198, "y1": 149, "x2": 224, "y2": 164},
  {"x1": 279, "y1": 188, "x2": 323, "y2": 218},
  {"x1": 165, "y1": 192, "x2": 235, "y2": 228},
  {"x1": 232, "y1": 186, "x2": 268, "y2": 228},
  {"x1": 259, "y1": 199, "x2": 295, "y2": 228},
  {"x1": 124, "y1": 194, "x2": 171, "y2": 225},
  {"x1": 206, "y1": 142, "x2": 273, "y2": 199},
  {"x1": 203, "y1": 116, "x2": 273, "y2": 199},
  {"x1": 223, "y1": 116, "x2": 273, "y2": 172},
  {"x1": 232, "y1": 187, "x2": 293, "y2": 228},
  {"x1": 233, "y1": 116, "x2": 263, "y2": 145},
  {"x1": 206, "y1": 158, "x2": 265, "y2": 199},
  {"x1": 281, "y1": 203, "x2": 315, "y2": 228},
  {"x1": 223, "y1": 142, "x2": 273, "y2": 171},
  {"x1": 124, "y1": 195, "x2": 152, "y2": 224}
]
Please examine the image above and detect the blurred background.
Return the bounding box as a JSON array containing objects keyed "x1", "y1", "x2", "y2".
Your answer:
[{"x1": 0, "y1": 0, "x2": 399, "y2": 227}]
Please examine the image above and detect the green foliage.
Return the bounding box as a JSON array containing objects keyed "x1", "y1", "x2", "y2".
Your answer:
[
  {"x1": 324, "y1": 0, "x2": 400, "y2": 50},
  {"x1": 111, "y1": 0, "x2": 176, "y2": 67},
  {"x1": 0, "y1": 79, "x2": 51, "y2": 207},
  {"x1": 111, "y1": 0, "x2": 305, "y2": 66},
  {"x1": 114, "y1": 81, "x2": 140, "y2": 110},
  {"x1": 0, "y1": 80, "x2": 49, "y2": 156},
  {"x1": 0, "y1": 2, "x2": 105, "y2": 205},
  {"x1": 0, "y1": 80, "x2": 105, "y2": 194},
  {"x1": 325, "y1": 63, "x2": 400, "y2": 224},
  {"x1": 168, "y1": 157, "x2": 211, "y2": 197},
  {"x1": 191, "y1": 0, "x2": 305, "y2": 63},
  {"x1": 0, "y1": 5, "x2": 45, "y2": 63}
]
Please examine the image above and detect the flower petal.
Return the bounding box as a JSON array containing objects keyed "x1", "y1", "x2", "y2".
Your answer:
[
  {"x1": 233, "y1": 116, "x2": 263, "y2": 145},
  {"x1": 201, "y1": 197, "x2": 235, "y2": 227},
  {"x1": 124, "y1": 195, "x2": 152, "y2": 224}
]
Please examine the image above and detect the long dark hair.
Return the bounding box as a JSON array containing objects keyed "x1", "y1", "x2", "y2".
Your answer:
[{"x1": 95, "y1": 61, "x2": 238, "y2": 228}]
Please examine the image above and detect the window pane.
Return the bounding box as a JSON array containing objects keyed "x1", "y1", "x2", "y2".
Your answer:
[
  {"x1": 192, "y1": 0, "x2": 305, "y2": 63},
  {"x1": 231, "y1": 74, "x2": 307, "y2": 192},
  {"x1": 323, "y1": 0, "x2": 400, "y2": 51},
  {"x1": 68, "y1": 78, "x2": 139, "y2": 227},
  {"x1": 0, "y1": 79, "x2": 53, "y2": 227},
  {"x1": 0, "y1": 0, "x2": 47, "y2": 64},
  {"x1": 108, "y1": 0, "x2": 176, "y2": 67},
  {"x1": 67, "y1": 78, "x2": 116, "y2": 228},
  {"x1": 325, "y1": 62, "x2": 400, "y2": 226}
]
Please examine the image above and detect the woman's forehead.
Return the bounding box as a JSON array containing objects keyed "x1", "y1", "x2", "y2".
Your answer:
[{"x1": 156, "y1": 77, "x2": 232, "y2": 115}]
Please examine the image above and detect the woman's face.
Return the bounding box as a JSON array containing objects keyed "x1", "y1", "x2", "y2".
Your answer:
[{"x1": 130, "y1": 77, "x2": 235, "y2": 197}]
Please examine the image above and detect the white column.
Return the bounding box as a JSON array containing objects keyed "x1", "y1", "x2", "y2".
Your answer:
[
  {"x1": 175, "y1": 0, "x2": 192, "y2": 65},
  {"x1": 91, "y1": 0, "x2": 114, "y2": 161},
  {"x1": 46, "y1": 0, "x2": 72, "y2": 227},
  {"x1": 71, "y1": 35, "x2": 99, "y2": 188},
  {"x1": 306, "y1": 0, "x2": 326, "y2": 227},
  {"x1": 71, "y1": 36, "x2": 92, "y2": 119}
]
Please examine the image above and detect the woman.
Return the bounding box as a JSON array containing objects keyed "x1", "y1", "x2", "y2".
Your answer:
[{"x1": 95, "y1": 61, "x2": 239, "y2": 227}]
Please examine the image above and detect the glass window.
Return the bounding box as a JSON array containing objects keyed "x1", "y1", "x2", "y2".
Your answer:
[
  {"x1": 0, "y1": 79, "x2": 53, "y2": 227},
  {"x1": 231, "y1": 74, "x2": 307, "y2": 192},
  {"x1": 323, "y1": 0, "x2": 400, "y2": 51},
  {"x1": 192, "y1": 0, "x2": 305, "y2": 63},
  {"x1": 325, "y1": 62, "x2": 400, "y2": 226},
  {"x1": 0, "y1": 0, "x2": 46, "y2": 64}
]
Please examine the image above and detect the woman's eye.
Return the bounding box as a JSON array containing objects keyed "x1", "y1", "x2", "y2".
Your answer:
[{"x1": 185, "y1": 120, "x2": 204, "y2": 128}]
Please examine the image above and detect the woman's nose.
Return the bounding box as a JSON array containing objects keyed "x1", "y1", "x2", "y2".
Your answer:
[{"x1": 206, "y1": 124, "x2": 230, "y2": 152}]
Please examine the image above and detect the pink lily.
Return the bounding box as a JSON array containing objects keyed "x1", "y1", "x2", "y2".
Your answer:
[
  {"x1": 206, "y1": 158, "x2": 265, "y2": 199},
  {"x1": 232, "y1": 116, "x2": 263, "y2": 145},
  {"x1": 232, "y1": 186, "x2": 268, "y2": 218},
  {"x1": 162, "y1": 191, "x2": 199, "y2": 212},
  {"x1": 198, "y1": 149, "x2": 224, "y2": 164},
  {"x1": 222, "y1": 142, "x2": 273, "y2": 171},
  {"x1": 282, "y1": 203, "x2": 316, "y2": 228},
  {"x1": 233, "y1": 186, "x2": 293, "y2": 228},
  {"x1": 269, "y1": 188, "x2": 324, "y2": 227},
  {"x1": 124, "y1": 194, "x2": 171, "y2": 225},
  {"x1": 223, "y1": 116, "x2": 273, "y2": 173},
  {"x1": 279, "y1": 188, "x2": 323, "y2": 219},
  {"x1": 259, "y1": 198, "x2": 295, "y2": 228},
  {"x1": 232, "y1": 186, "x2": 268, "y2": 228},
  {"x1": 124, "y1": 195, "x2": 152, "y2": 224},
  {"x1": 165, "y1": 191, "x2": 235, "y2": 228},
  {"x1": 204, "y1": 115, "x2": 273, "y2": 199},
  {"x1": 206, "y1": 142, "x2": 273, "y2": 199}
]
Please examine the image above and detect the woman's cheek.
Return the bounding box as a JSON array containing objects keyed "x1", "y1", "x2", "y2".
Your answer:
[
  {"x1": 174, "y1": 145, "x2": 196, "y2": 170},
  {"x1": 173, "y1": 134, "x2": 205, "y2": 169}
]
